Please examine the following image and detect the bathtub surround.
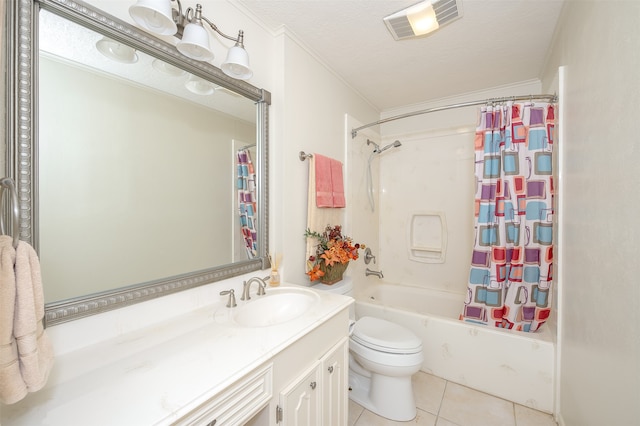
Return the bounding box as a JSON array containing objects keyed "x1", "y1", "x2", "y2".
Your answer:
[{"x1": 462, "y1": 101, "x2": 556, "y2": 332}]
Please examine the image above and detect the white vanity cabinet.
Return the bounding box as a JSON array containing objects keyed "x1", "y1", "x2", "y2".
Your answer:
[
  {"x1": 276, "y1": 337, "x2": 349, "y2": 426},
  {"x1": 278, "y1": 360, "x2": 322, "y2": 424},
  {"x1": 173, "y1": 363, "x2": 273, "y2": 426},
  {"x1": 320, "y1": 337, "x2": 349, "y2": 425},
  {"x1": 173, "y1": 305, "x2": 350, "y2": 426}
]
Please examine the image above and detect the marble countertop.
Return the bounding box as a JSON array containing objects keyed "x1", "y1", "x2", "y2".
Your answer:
[{"x1": 1, "y1": 281, "x2": 352, "y2": 425}]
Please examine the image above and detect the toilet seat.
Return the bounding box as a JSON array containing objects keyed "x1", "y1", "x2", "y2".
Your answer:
[{"x1": 352, "y1": 316, "x2": 422, "y2": 354}]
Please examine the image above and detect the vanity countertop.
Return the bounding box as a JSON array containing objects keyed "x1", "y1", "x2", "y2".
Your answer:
[{"x1": 1, "y1": 281, "x2": 352, "y2": 425}]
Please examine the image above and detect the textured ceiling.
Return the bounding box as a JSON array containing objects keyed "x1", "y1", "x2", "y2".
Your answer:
[{"x1": 238, "y1": 0, "x2": 565, "y2": 111}]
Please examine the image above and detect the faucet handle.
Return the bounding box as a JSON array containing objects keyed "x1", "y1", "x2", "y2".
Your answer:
[
  {"x1": 364, "y1": 247, "x2": 376, "y2": 265},
  {"x1": 219, "y1": 289, "x2": 237, "y2": 308},
  {"x1": 259, "y1": 276, "x2": 270, "y2": 295},
  {"x1": 257, "y1": 282, "x2": 266, "y2": 296}
]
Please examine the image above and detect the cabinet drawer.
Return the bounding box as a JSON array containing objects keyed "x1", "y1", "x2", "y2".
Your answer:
[{"x1": 175, "y1": 363, "x2": 273, "y2": 426}]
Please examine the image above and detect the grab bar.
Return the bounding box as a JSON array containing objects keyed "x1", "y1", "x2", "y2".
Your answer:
[{"x1": 0, "y1": 177, "x2": 20, "y2": 249}]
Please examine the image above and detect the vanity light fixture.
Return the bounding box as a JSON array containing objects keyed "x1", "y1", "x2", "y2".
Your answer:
[
  {"x1": 184, "y1": 74, "x2": 215, "y2": 95},
  {"x1": 383, "y1": 0, "x2": 462, "y2": 40},
  {"x1": 96, "y1": 37, "x2": 139, "y2": 63},
  {"x1": 151, "y1": 58, "x2": 186, "y2": 76},
  {"x1": 129, "y1": 0, "x2": 253, "y2": 80}
]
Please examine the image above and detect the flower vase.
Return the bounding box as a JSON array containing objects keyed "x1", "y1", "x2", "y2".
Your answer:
[{"x1": 319, "y1": 262, "x2": 349, "y2": 285}]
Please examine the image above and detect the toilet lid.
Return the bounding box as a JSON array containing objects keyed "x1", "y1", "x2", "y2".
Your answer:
[{"x1": 352, "y1": 316, "x2": 422, "y2": 354}]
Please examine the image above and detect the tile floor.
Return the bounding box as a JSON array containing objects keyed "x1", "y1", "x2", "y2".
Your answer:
[{"x1": 348, "y1": 372, "x2": 557, "y2": 426}]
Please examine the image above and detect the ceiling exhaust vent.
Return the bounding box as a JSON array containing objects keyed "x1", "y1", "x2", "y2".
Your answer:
[{"x1": 384, "y1": 0, "x2": 463, "y2": 41}]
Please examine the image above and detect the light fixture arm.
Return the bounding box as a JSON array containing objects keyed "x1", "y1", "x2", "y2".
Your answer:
[
  {"x1": 171, "y1": 0, "x2": 185, "y2": 27},
  {"x1": 182, "y1": 3, "x2": 244, "y2": 46},
  {"x1": 201, "y1": 15, "x2": 244, "y2": 46}
]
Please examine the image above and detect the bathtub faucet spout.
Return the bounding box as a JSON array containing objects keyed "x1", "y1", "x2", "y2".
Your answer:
[{"x1": 365, "y1": 268, "x2": 384, "y2": 279}]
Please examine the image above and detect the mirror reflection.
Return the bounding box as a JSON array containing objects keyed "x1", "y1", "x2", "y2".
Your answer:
[{"x1": 38, "y1": 9, "x2": 259, "y2": 304}]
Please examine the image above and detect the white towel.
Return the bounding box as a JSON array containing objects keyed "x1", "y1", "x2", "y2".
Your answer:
[
  {"x1": 0, "y1": 235, "x2": 53, "y2": 404},
  {"x1": 306, "y1": 156, "x2": 344, "y2": 271}
]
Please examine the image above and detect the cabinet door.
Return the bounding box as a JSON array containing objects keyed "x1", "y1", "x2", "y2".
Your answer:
[
  {"x1": 279, "y1": 362, "x2": 322, "y2": 426},
  {"x1": 320, "y1": 337, "x2": 349, "y2": 426}
]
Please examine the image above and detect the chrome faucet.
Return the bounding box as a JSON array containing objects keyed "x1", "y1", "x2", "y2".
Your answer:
[
  {"x1": 365, "y1": 268, "x2": 384, "y2": 279},
  {"x1": 364, "y1": 247, "x2": 376, "y2": 264},
  {"x1": 241, "y1": 276, "x2": 268, "y2": 301}
]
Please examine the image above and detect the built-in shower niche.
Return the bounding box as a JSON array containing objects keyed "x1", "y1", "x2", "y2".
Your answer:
[{"x1": 408, "y1": 212, "x2": 447, "y2": 263}]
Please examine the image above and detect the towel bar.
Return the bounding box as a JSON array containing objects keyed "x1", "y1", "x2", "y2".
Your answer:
[
  {"x1": 299, "y1": 151, "x2": 313, "y2": 161},
  {"x1": 0, "y1": 177, "x2": 20, "y2": 249}
]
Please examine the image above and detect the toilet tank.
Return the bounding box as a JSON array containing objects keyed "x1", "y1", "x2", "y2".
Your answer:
[
  {"x1": 312, "y1": 277, "x2": 355, "y2": 319},
  {"x1": 311, "y1": 276, "x2": 354, "y2": 297}
]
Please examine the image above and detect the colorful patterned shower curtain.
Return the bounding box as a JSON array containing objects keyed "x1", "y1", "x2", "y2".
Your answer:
[
  {"x1": 236, "y1": 148, "x2": 258, "y2": 259},
  {"x1": 461, "y1": 102, "x2": 555, "y2": 332}
]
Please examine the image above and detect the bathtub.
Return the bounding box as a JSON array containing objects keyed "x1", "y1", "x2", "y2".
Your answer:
[{"x1": 354, "y1": 282, "x2": 555, "y2": 413}]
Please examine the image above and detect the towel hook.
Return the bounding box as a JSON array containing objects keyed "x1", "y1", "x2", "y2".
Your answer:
[{"x1": 0, "y1": 177, "x2": 20, "y2": 249}]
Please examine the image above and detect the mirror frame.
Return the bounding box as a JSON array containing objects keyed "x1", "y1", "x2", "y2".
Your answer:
[{"x1": 5, "y1": 0, "x2": 271, "y2": 326}]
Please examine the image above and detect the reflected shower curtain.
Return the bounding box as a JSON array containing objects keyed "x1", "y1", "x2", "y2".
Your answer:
[
  {"x1": 461, "y1": 102, "x2": 555, "y2": 332},
  {"x1": 237, "y1": 148, "x2": 258, "y2": 259}
]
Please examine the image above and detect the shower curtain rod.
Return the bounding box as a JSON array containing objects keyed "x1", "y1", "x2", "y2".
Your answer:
[{"x1": 351, "y1": 93, "x2": 557, "y2": 138}]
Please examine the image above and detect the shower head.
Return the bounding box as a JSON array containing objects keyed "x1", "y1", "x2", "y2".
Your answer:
[
  {"x1": 375, "y1": 140, "x2": 402, "y2": 154},
  {"x1": 366, "y1": 139, "x2": 380, "y2": 151}
]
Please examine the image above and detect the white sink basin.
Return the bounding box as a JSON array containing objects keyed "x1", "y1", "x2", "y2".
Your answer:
[{"x1": 232, "y1": 287, "x2": 320, "y2": 327}]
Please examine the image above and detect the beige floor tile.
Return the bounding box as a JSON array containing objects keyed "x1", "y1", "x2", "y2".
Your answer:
[
  {"x1": 514, "y1": 404, "x2": 557, "y2": 426},
  {"x1": 435, "y1": 418, "x2": 460, "y2": 426},
  {"x1": 354, "y1": 408, "x2": 436, "y2": 426},
  {"x1": 413, "y1": 371, "x2": 447, "y2": 415},
  {"x1": 349, "y1": 399, "x2": 365, "y2": 426},
  {"x1": 438, "y1": 382, "x2": 515, "y2": 426}
]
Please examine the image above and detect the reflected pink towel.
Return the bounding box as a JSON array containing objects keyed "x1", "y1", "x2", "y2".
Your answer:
[
  {"x1": 315, "y1": 154, "x2": 334, "y2": 207},
  {"x1": 330, "y1": 159, "x2": 345, "y2": 208}
]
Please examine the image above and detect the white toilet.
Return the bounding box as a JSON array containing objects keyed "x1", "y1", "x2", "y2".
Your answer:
[{"x1": 312, "y1": 278, "x2": 424, "y2": 421}]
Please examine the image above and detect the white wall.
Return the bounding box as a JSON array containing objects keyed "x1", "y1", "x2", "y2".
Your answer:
[
  {"x1": 541, "y1": 2, "x2": 640, "y2": 425},
  {"x1": 273, "y1": 31, "x2": 379, "y2": 285}
]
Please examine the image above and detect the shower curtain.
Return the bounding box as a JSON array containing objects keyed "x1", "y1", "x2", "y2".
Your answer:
[
  {"x1": 461, "y1": 102, "x2": 555, "y2": 332},
  {"x1": 236, "y1": 148, "x2": 258, "y2": 259}
]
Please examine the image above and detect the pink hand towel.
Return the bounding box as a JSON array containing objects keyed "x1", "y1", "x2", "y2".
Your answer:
[
  {"x1": 314, "y1": 154, "x2": 334, "y2": 208},
  {"x1": 330, "y1": 159, "x2": 345, "y2": 208}
]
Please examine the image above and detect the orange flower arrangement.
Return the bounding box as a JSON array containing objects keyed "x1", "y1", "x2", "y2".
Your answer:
[{"x1": 305, "y1": 225, "x2": 365, "y2": 281}]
